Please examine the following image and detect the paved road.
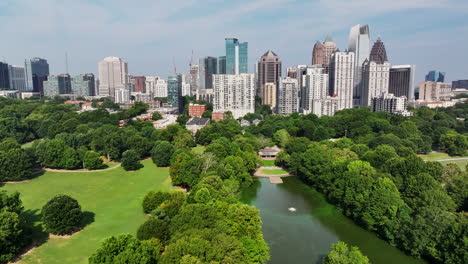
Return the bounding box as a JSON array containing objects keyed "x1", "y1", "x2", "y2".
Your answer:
[{"x1": 437, "y1": 157, "x2": 468, "y2": 162}]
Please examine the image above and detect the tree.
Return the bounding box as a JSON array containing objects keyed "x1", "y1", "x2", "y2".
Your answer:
[
  {"x1": 151, "y1": 141, "x2": 174, "y2": 167},
  {"x1": 83, "y1": 151, "x2": 103, "y2": 170},
  {"x1": 0, "y1": 191, "x2": 28, "y2": 263},
  {"x1": 89, "y1": 234, "x2": 161, "y2": 264},
  {"x1": 152, "y1": 111, "x2": 163, "y2": 121},
  {"x1": 121, "y1": 150, "x2": 141, "y2": 171},
  {"x1": 41, "y1": 194, "x2": 83, "y2": 235},
  {"x1": 136, "y1": 218, "x2": 170, "y2": 243},
  {"x1": 324, "y1": 241, "x2": 370, "y2": 264},
  {"x1": 142, "y1": 191, "x2": 172, "y2": 214},
  {"x1": 273, "y1": 129, "x2": 290, "y2": 148}
]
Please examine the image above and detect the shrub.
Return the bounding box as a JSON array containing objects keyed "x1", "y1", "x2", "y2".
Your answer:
[
  {"x1": 136, "y1": 218, "x2": 169, "y2": 243},
  {"x1": 142, "y1": 191, "x2": 171, "y2": 214},
  {"x1": 41, "y1": 194, "x2": 83, "y2": 235}
]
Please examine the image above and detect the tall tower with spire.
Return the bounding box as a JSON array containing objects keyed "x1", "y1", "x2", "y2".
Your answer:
[{"x1": 362, "y1": 37, "x2": 390, "y2": 106}]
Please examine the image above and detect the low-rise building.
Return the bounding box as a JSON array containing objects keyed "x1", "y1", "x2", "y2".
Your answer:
[
  {"x1": 212, "y1": 112, "x2": 225, "y2": 121},
  {"x1": 189, "y1": 104, "x2": 207, "y2": 117},
  {"x1": 186, "y1": 118, "x2": 210, "y2": 133},
  {"x1": 372, "y1": 92, "x2": 408, "y2": 114}
]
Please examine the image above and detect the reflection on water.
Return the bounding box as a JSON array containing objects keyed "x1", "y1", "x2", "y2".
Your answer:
[{"x1": 241, "y1": 177, "x2": 426, "y2": 264}]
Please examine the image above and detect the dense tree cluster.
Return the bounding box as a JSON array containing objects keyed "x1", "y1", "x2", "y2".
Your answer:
[
  {"x1": 0, "y1": 138, "x2": 32, "y2": 181},
  {"x1": 324, "y1": 241, "x2": 370, "y2": 264},
  {"x1": 91, "y1": 124, "x2": 270, "y2": 263},
  {"x1": 0, "y1": 191, "x2": 31, "y2": 263},
  {"x1": 278, "y1": 136, "x2": 467, "y2": 263}
]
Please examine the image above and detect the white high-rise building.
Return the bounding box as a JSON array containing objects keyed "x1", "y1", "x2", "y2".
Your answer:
[
  {"x1": 372, "y1": 92, "x2": 409, "y2": 115},
  {"x1": 115, "y1": 88, "x2": 130, "y2": 104},
  {"x1": 213, "y1": 74, "x2": 255, "y2": 119},
  {"x1": 145, "y1": 76, "x2": 159, "y2": 97},
  {"x1": 302, "y1": 66, "x2": 328, "y2": 114},
  {"x1": 154, "y1": 79, "x2": 168, "y2": 98},
  {"x1": 8, "y1": 65, "x2": 26, "y2": 91},
  {"x1": 418, "y1": 82, "x2": 452, "y2": 102},
  {"x1": 330, "y1": 51, "x2": 355, "y2": 111},
  {"x1": 189, "y1": 64, "x2": 199, "y2": 96},
  {"x1": 361, "y1": 60, "x2": 390, "y2": 107},
  {"x1": 98, "y1": 56, "x2": 128, "y2": 99},
  {"x1": 277, "y1": 77, "x2": 299, "y2": 115},
  {"x1": 348, "y1": 24, "x2": 370, "y2": 106}
]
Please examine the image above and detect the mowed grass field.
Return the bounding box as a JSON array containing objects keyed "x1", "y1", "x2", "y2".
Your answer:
[
  {"x1": 259, "y1": 169, "x2": 288, "y2": 175},
  {"x1": 1, "y1": 159, "x2": 171, "y2": 264},
  {"x1": 419, "y1": 152, "x2": 468, "y2": 170},
  {"x1": 261, "y1": 160, "x2": 275, "y2": 167}
]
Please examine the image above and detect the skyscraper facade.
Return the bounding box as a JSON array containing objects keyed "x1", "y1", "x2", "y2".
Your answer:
[
  {"x1": 372, "y1": 92, "x2": 408, "y2": 114},
  {"x1": 302, "y1": 66, "x2": 331, "y2": 116},
  {"x1": 133, "y1": 76, "x2": 146, "y2": 93},
  {"x1": 452, "y1": 80, "x2": 468, "y2": 89},
  {"x1": 168, "y1": 75, "x2": 183, "y2": 112},
  {"x1": 217, "y1": 56, "x2": 226, "y2": 74},
  {"x1": 24, "y1": 57, "x2": 49, "y2": 93},
  {"x1": 98, "y1": 56, "x2": 128, "y2": 98},
  {"x1": 189, "y1": 65, "x2": 199, "y2": 95},
  {"x1": 145, "y1": 76, "x2": 159, "y2": 97},
  {"x1": 154, "y1": 79, "x2": 168, "y2": 98},
  {"x1": 425, "y1": 71, "x2": 446, "y2": 82},
  {"x1": 277, "y1": 77, "x2": 299, "y2": 115},
  {"x1": 361, "y1": 60, "x2": 390, "y2": 107},
  {"x1": 312, "y1": 41, "x2": 325, "y2": 65},
  {"x1": 348, "y1": 24, "x2": 370, "y2": 106},
  {"x1": 389, "y1": 65, "x2": 416, "y2": 101},
  {"x1": 72, "y1": 74, "x2": 95, "y2": 96},
  {"x1": 198, "y1": 57, "x2": 217, "y2": 90},
  {"x1": 8, "y1": 65, "x2": 26, "y2": 91},
  {"x1": 0, "y1": 62, "x2": 10, "y2": 90},
  {"x1": 329, "y1": 51, "x2": 355, "y2": 110},
  {"x1": 44, "y1": 74, "x2": 72, "y2": 97},
  {"x1": 263, "y1": 83, "x2": 277, "y2": 109},
  {"x1": 225, "y1": 38, "x2": 248, "y2": 74},
  {"x1": 257, "y1": 50, "x2": 282, "y2": 103},
  {"x1": 213, "y1": 74, "x2": 255, "y2": 119}
]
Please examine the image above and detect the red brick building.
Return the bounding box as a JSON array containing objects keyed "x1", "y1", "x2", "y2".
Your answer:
[
  {"x1": 212, "y1": 112, "x2": 225, "y2": 121},
  {"x1": 189, "y1": 103, "x2": 207, "y2": 117},
  {"x1": 133, "y1": 76, "x2": 146, "y2": 93}
]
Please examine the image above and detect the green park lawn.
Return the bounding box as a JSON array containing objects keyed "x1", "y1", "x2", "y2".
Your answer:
[
  {"x1": 1, "y1": 159, "x2": 171, "y2": 264},
  {"x1": 261, "y1": 159, "x2": 275, "y2": 167},
  {"x1": 419, "y1": 152, "x2": 467, "y2": 170},
  {"x1": 259, "y1": 168, "x2": 288, "y2": 175},
  {"x1": 192, "y1": 145, "x2": 206, "y2": 154}
]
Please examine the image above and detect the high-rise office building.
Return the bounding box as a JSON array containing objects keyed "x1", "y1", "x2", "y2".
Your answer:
[
  {"x1": 361, "y1": 60, "x2": 390, "y2": 107},
  {"x1": 419, "y1": 81, "x2": 452, "y2": 101},
  {"x1": 225, "y1": 38, "x2": 248, "y2": 74},
  {"x1": 217, "y1": 56, "x2": 226, "y2": 74},
  {"x1": 277, "y1": 77, "x2": 299, "y2": 115},
  {"x1": 154, "y1": 79, "x2": 168, "y2": 98},
  {"x1": 452, "y1": 80, "x2": 468, "y2": 89},
  {"x1": 263, "y1": 83, "x2": 277, "y2": 109},
  {"x1": 213, "y1": 74, "x2": 255, "y2": 119},
  {"x1": 329, "y1": 51, "x2": 355, "y2": 110},
  {"x1": 389, "y1": 65, "x2": 416, "y2": 101},
  {"x1": 369, "y1": 37, "x2": 388, "y2": 64},
  {"x1": 133, "y1": 76, "x2": 146, "y2": 93},
  {"x1": 115, "y1": 88, "x2": 130, "y2": 104},
  {"x1": 198, "y1": 57, "x2": 217, "y2": 90},
  {"x1": 24, "y1": 57, "x2": 49, "y2": 93},
  {"x1": 312, "y1": 41, "x2": 325, "y2": 65},
  {"x1": 257, "y1": 50, "x2": 282, "y2": 102},
  {"x1": 8, "y1": 65, "x2": 26, "y2": 91},
  {"x1": 168, "y1": 75, "x2": 183, "y2": 112},
  {"x1": 98, "y1": 56, "x2": 128, "y2": 99},
  {"x1": 348, "y1": 24, "x2": 370, "y2": 106},
  {"x1": 425, "y1": 71, "x2": 446, "y2": 83},
  {"x1": 0, "y1": 62, "x2": 10, "y2": 90},
  {"x1": 145, "y1": 76, "x2": 159, "y2": 97},
  {"x1": 302, "y1": 66, "x2": 332, "y2": 116},
  {"x1": 189, "y1": 65, "x2": 199, "y2": 95},
  {"x1": 43, "y1": 74, "x2": 72, "y2": 97},
  {"x1": 72, "y1": 74, "x2": 95, "y2": 96},
  {"x1": 311, "y1": 35, "x2": 337, "y2": 74}
]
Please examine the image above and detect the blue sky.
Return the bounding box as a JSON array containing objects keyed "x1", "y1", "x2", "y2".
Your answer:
[{"x1": 1, "y1": 0, "x2": 467, "y2": 82}]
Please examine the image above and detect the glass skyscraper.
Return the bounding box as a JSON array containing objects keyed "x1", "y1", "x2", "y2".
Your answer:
[
  {"x1": 24, "y1": 57, "x2": 49, "y2": 93},
  {"x1": 425, "y1": 71, "x2": 445, "y2": 83},
  {"x1": 217, "y1": 56, "x2": 226, "y2": 74},
  {"x1": 225, "y1": 38, "x2": 248, "y2": 74},
  {"x1": 168, "y1": 75, "x2": 183, "y2": 112}
]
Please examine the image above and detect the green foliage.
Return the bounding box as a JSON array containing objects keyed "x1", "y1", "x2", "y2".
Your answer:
[
  {"x1": 136, "y1": 218, "x2": 170, "y2": 243},
  {"x1": 83, "y1": 151, "x2": 104, "y2": 170},
  {"x1": 41, "y1": 194, "x2": 83, "y2": 235},
  {"x1": 439, "y1": 131, "x2": 468, "y2": 156},
  {"x1": 121, "y1": 150, "x2": 141, "y2": 171},
  {"x1": 151, "y1": 111, "x2": 163, "y2": 121},
  {"x1": 151, "y1": 141, "x2": 175, "y2": 167},
  {"x1": 272, "y1": 129, "x2": 290, "y2": 148},
  {"x1": 324, "y1": 241, "x2": 370, "y2": 264},
  {"x1": 88, "y1": 234, "x2": 161, "y2": 264},
  {"x1": 0, "y1": 147, "x2": 32, "y2": 181},
  {"x1": 142, "y1": 191, "x2": 172, "y2": 214}
]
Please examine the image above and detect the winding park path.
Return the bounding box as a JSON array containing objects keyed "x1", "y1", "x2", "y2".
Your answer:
[{"x1": 436, "y1": 157, "x2": 468, "y2": 162}]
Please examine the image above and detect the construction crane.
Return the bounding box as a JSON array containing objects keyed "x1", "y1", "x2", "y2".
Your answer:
[
  {"x1": 172, "y1": 56, "x2": 177, "y2": 75},
  {"x1": 189, "y1": 49, "x2": 194, "y2": 67}
]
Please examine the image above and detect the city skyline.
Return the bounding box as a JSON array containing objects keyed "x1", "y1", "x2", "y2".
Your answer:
[{"x1": 0, "y1": 0, "x2": 467, "y2": 83}]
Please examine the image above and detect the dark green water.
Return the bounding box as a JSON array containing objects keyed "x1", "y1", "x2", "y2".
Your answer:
[{"x1": 241, "y1": 177, "x2": 427, "y2": 264}]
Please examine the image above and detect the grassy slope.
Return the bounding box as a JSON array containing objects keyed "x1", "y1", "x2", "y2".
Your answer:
[
  {"x1": 261, "y1": 160, "x2": 275, "y2": 167},
  {"x1": 259, "y1": 169, "x2": 288, "y2": 175},
  {"x1": 1, "y1": 159, "x2": 171, "y2": 264}
]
